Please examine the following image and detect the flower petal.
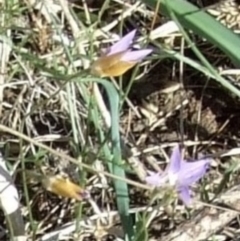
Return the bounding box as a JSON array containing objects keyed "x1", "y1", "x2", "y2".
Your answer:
[
  {"x1": 178, "y1": 186, "x2": 192, "y2": 206},
  {"x1": 91, "y1": 51, "x2": 136, "y2": 77},
  {"x1": 177, "y1": 158, "x2": 211, "y2": 187},
  {"x1": 167, "y1": 145, "x2": 182, "y2": 175},
  {"x1": 43, "y1": 176, "x2": 87, "y2": 201},
  {"x1": 145, "y1": 171, "x2": 168, "y2": 186},
  {"x1": 107, "y1": 30, "x2": 137, "y2": 56},
  {"x1": 120, "y1": 49, "x2": 152, "y2": 62}
]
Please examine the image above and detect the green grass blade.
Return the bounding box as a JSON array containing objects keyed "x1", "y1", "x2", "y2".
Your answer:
[
  {"x1": 142, "y1": 0, "x2": 240, "y2": 66},
  {"x1": 72, "y1": 76, "x2": 133, "y2": 240}
]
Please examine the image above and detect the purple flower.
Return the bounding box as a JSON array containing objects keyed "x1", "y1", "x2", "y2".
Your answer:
[
  {"x1": 145, "y1": 145, "x2": 211, "y2": 206},
  {"x1": 105, "y1": 30, "x2": 152, "y2": 62},
  {"x1": 91, "y1": 30, "x2": 152, "y2": 77}
]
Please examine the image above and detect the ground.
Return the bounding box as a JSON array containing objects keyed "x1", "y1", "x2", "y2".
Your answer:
[{"x1": 1, "y1": 0, "x2": 240, "y2": 240}]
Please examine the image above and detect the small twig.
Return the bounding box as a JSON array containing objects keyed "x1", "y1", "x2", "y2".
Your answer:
[
  {"x1": 40, "y1": 205, "x2": 166, "y2": 241},
  {"x1": 0, "y1": 124, "x2": 151, "y2": 191}
]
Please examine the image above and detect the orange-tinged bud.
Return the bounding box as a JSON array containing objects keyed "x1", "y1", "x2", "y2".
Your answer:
[
  {"x1": 90, "y1": 30, "x2": 152, "y2": 78},
  {"x1": 90, "y1": 51, "x2": 136, "y2": 78},
  {"x1": 41, "y1": 175, "x2": 88, "y2": 201}
]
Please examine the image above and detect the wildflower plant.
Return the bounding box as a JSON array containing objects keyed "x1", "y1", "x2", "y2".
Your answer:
[
  {"x1": 146, "y1": 145, "x2": 211, "y2": 206},
  {"x1": 91, "y1": 30, "x2": 152, "y2": 77}
]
